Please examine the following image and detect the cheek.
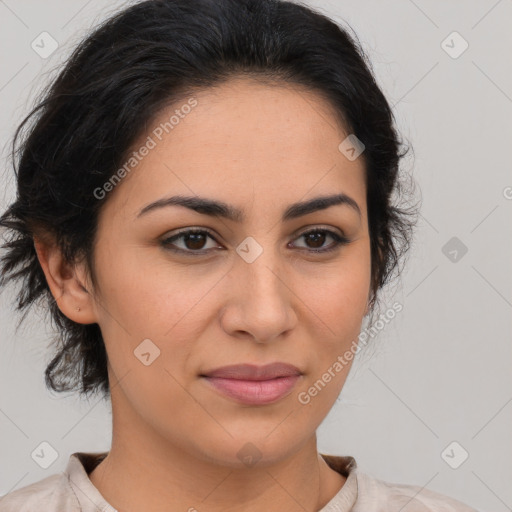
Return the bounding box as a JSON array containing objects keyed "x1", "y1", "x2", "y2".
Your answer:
[
  {"x1": 94, "y1": 241, "x2": 214, "y2": 336},
  {"x1": 292, "y1": 245, "x2": 370, "y2": 400},
  {"x1": 93, "y1": 258, "x2": 206, "y2": 433},
  {"x1": 296, "y1": 249, "x2": 371, "y2": 337},
  {"x1": 93, "y1": 252, "x2": 226, "y2": 398}
]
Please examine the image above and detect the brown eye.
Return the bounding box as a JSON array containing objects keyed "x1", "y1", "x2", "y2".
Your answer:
[
  {"x1": 161, "y1": 229, "x2": 221, "y2": 254},
  {"x1": 304, "y1": 231, "x2": 327, "y2": 248},
  {"x1": 290, "y1": 228, "x2": 350, "y2": 253}
]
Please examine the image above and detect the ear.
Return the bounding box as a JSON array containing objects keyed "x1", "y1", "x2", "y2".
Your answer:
[{"x1": 33, "y1": 236, "x2": 98, "y2": 324}]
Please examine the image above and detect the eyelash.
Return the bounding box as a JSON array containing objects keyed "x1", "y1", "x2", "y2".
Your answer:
[{"x1": 160, "y1": 228, "x2": 351, "y2": 256}]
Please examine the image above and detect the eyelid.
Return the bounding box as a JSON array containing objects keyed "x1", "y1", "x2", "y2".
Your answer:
[
  {"x1": 293, "y1": 224, "x2": 346, "y2": 238},
  {"x1": 160, "y1": 227, "x2": 222, "y2": 250}
]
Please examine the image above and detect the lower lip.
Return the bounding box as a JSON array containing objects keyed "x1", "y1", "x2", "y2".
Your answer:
[{"x1": 202, "y1": 375, "x2": 301, "y2": 405}]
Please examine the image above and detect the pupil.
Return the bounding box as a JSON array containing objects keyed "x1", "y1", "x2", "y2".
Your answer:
[
  {"x1": 307, "y1": 232, "x2": 325, "y2": 248},
  {"x1": 186, "y1": 233, "x2": 206, "y2": 250}
]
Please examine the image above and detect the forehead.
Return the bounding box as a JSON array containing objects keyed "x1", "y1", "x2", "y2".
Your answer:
[
  {"x1": 100, "y1": 77, "x2": 366, "y2": 222},
  {"x1": 173, "y1": 77, "x2": 349, "y2": 161}
]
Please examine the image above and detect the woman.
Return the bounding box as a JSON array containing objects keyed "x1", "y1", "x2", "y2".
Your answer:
[{"x1": 0, "y1": 0, "x2": 478, "y2": 510}]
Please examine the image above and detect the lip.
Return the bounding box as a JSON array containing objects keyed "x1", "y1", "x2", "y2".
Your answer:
[
  {"x1": 200, "y1": 363, "x2": 302, "y2": 405},
  {"x1": 202, "y1": 362, "x2": 302, "y2": 380}
]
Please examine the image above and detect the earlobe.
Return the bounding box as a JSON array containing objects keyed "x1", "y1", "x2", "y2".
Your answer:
[{"x1": 33, "y1": 237, "x2": 98, "y2": 324}]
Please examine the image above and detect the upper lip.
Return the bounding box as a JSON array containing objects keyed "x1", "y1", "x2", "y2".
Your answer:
[{"x1": 201, "y1": 363, "x2": 302, "y2": 381}]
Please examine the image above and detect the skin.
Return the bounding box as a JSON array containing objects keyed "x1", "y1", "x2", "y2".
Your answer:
[{"x1": 34, "y1": 77, "x2": 372, "y2": 512}]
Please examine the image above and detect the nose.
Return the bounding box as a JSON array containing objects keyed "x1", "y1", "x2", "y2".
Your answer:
[{"x1": 220, "y1": 246, "x2": 297, "y2": 344}]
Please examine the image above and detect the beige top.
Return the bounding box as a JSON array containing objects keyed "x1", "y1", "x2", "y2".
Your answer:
[{"x1": 0, "y1": 451, "x2": 478, "y2": 511}]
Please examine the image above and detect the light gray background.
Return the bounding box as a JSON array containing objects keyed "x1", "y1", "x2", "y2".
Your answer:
[{"x1": 0, "y1": 1, "x2": 511, "y2": 510}]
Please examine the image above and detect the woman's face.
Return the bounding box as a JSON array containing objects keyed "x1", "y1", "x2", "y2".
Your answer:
[{"x1": 86, "y1": 77, "x2": 371, "y2": 467}]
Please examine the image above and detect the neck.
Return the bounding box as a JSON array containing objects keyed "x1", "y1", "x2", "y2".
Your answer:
[{"x1": 89, "y1": 412, "x2": 346, "y2": 512}]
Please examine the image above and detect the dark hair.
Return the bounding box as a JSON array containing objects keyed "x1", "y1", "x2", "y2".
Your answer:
[{"x1": 0, "y1": 0, "x2": 418, "y2": 399}]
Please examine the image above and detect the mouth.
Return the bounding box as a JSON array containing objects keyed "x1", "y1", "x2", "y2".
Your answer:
[{"x1": 200, "y1": 362, "x2": 302, "y2": 405}]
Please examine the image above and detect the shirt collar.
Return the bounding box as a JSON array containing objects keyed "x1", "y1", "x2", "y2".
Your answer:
[{"x1": 66, "y1": 452, "x2": 116, "y2": 512}]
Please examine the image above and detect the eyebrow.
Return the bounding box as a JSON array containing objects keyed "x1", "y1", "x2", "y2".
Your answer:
[{"x1": 136, "y1": 193, "x2": 362, "y2": 222}]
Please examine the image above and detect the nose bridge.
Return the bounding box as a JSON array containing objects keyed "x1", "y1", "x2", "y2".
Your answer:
[
  {"x1": 237, "y1": 235, "x2": 285, "y2": 302},
  {"x1": 226, "y1": 234, "x2": 295, "y2": 340}
]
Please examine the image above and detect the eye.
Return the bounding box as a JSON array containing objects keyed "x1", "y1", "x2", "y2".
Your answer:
[
  {"x1": 290, "y1": 228, "x2": 350, "y2": 253},
  {"x1": 161, "y1": 229, "x2": 222, "y2": 255}
]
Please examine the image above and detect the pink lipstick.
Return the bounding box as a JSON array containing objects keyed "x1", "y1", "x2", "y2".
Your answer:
[{"x1": 201, "y1": 362, "x2": 302, "y2": 405}]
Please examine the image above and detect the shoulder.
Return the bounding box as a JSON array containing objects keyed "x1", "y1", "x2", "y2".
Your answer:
[
  {"x1": 353, "y1": 469, "x2": 479, "y2": 512},
  {"x1": 0, "y1": 472, "x2": 79, "y2": 512}
]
